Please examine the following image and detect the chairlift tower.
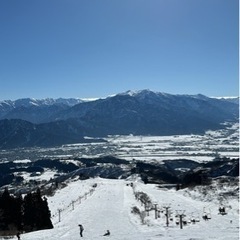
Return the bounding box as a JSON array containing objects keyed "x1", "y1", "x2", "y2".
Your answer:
[
  {"x1": 163, "y1": 205, "x2": 171, "y2": 227},
  {"x1": 176, "y1": 210, "x2": 186, "y2": 229}
]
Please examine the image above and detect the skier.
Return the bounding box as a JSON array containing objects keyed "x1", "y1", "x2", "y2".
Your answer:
[
  {"x1": 103, "y1": 230, "x2": 110, "y2": 236},
  {"x1": 78, "y1": 224, "x2": 84, "y2": 237},
  {"x1": 16, "y1": 232, "x2": 20, "y2": 240}
]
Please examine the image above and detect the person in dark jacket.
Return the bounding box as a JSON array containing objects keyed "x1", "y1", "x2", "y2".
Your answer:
[
  {"x1": 16, "y1": 232, "x2": 20, "y2": 240},
  {"x1": 103, "y1": 230, "x2": 110, "y2": 236},
  {"x1": 78, "y1": 224, "x2": 84, "y2": 237}
]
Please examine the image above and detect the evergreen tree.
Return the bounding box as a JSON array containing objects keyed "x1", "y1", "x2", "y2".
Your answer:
[
  {"x1": 23, "y1": 192, "x2": 36, "y2": 231},
  {"x1": 0, "y1": 188, "x2": 13, "y2": 230},
  {"x1": 14, "y1": 195, "x2": 23, "y2": 231},
  {"x1": 0, "y1": 188, "x2": 53, "y2": 233},
  {"x1": 23, "y1": 189, "x2": 53, "y2": 231}
]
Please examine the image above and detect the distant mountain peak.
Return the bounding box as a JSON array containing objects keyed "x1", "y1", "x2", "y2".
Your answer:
[
  {"x1": 117, "y1": 89, "x2": 167, "y2": 98},
  {"x1": 0, "y1": 90, "x2": 238, "y2": 149},
  {"x1": 118, "y1": 90, "x2": 209, "y2": 100},
  {"x1": 0, "y1": 98, "x2": 84, "y2": 108}
]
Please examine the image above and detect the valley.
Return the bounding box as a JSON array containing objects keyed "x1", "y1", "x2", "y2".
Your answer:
[
  {"x1": 0, "y1": 121, "x2": 238, "y2": 164},
  {"x1": 0, "y1": 98, "x2": 238, "y2": 239}
]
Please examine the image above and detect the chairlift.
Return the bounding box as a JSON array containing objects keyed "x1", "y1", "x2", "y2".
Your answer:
[
  {"x1": 191, "y1": 218, "x2": 196, "y2": 223},
  {"x1": 219, "y1": 206, "x2": 227, "y2": 215},
  {"x1": 183, "y1": 218, "x2": 188, "y2": 225}
]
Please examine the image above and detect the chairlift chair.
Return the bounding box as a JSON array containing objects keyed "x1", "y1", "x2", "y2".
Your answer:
[
  {"x1": 191, "y1": 218, "x2": 196, "y2": 223},
  {"x1": 183, "y1": 218, "x2": 188, "y2": 225}
]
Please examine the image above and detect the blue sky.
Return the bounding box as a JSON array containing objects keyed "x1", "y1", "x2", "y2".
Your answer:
[{"x1": 0, "y1": 0, "x2": 238, "y2": 100}]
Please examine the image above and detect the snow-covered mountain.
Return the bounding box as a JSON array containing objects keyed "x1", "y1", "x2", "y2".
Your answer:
[
  {"x1": 52, "y1": 89, "x2": 238, "y2": 135},
  {"x1": 0, "y1": 97, "x2": 83, "y2": 108},
  {"x1": 212, "y1": 96, "x2": 239, "y2": 105},
  {"x1": 0, "y1": 90, "x2": 238, "y2": 124},
  {"x1": 0, "y1": 98, "x2": 84, "y2": 123},
  {"x1": 0, "y1": 90, "x2": 238, "y2": 149}
]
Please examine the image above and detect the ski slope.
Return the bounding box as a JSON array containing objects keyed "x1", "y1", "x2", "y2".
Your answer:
[{"x1": 21, "y1": 177, "x2": 239, "y2": 240}]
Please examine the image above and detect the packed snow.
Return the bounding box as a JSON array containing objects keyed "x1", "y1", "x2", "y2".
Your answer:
[{"x1": 19, "y1": 177, "x2": 239, "y2": 240}]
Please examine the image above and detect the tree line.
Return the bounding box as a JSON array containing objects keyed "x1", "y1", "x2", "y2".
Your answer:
[{"x1": 0, "y1": 188, "x2": 53, "y2": 234}]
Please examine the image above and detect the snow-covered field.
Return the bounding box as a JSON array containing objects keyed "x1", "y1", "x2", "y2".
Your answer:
[
  {"x1": 19, "y1": 177, "x2": 239, "y2": 240},
  {"x1": 0, "y1": 122, "x2": 238, "y2": 164},
  {"x1": 46, "y1": 122, "x2": 240, "y2": 163}
]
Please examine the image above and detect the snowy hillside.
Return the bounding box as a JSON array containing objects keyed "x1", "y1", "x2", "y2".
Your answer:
[
  {"x1": 20, "y1": 177, "x2": 239, "y2": 240},
  {"x1": 0, "y1": 98, "x2": 85, "y2": 125}
]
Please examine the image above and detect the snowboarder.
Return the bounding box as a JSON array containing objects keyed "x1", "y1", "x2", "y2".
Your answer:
[
  {"x1": 16, "y1": 232, "x2": 20, "y2": 240},
  {"x1": 103, "y1": 230, "x2": 110, "y2": 236},
  {"x1": 78, "y1": 224, "x2": 84, "y2": 237}
]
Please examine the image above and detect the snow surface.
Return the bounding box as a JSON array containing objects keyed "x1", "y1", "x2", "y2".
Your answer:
[
  {"x1": 19, "y1": 177, "x2": 239, "y2": 240},
  {"x1": 13, "y1": 159, "x2": 31, "y2": 164},
  {"x1": 20, "y1": 170, "x2": 58, "y2": 182},
  {"x1": 58, "y1": 122, "x2": 239, "y2": 163}
]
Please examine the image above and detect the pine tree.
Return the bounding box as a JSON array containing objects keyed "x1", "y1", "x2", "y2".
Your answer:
[
  {"x1": 0, "y1": 188, "x2": 23, "y2": 231},
  {"x1": 0, "y1": 188, "x2": 53, "y2": 233},
  {"x1": 34, "y1": 189, "x2": 53, "y2": 230},
  {"x1": 0, "y1": 188, "x2": 13, "y2": 230},
  {"x1": 23, "y1": 192, "x2": 36, "y2": 231},
  {"x1": 14, "y1": 195, "x2": 23, "y2": 231},
  {"x1": 23, "y1": 189, "x2": 53, "y2": 231}
]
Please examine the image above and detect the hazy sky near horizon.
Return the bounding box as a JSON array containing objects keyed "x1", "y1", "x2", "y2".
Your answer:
[{"x1": 0, "y1": 0, "x2": 238, "y2": 100}]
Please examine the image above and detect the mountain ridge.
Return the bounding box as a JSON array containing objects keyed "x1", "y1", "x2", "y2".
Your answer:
[
  {"x1": 0, "y1": 98, "x2": 84, "y2": 123},
  {"x1": 0, "y1": 90, "x2": 238, "y2": 149}
]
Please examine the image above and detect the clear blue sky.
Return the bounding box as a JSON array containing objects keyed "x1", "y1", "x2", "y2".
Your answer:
[{"x1": 0, "y1": 0, "x2": 238, "y2": 100}]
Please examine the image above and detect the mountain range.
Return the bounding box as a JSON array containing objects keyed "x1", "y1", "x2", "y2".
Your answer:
[{"x1": 0, "y1": 90, "x2": 238, "y2": 149}]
